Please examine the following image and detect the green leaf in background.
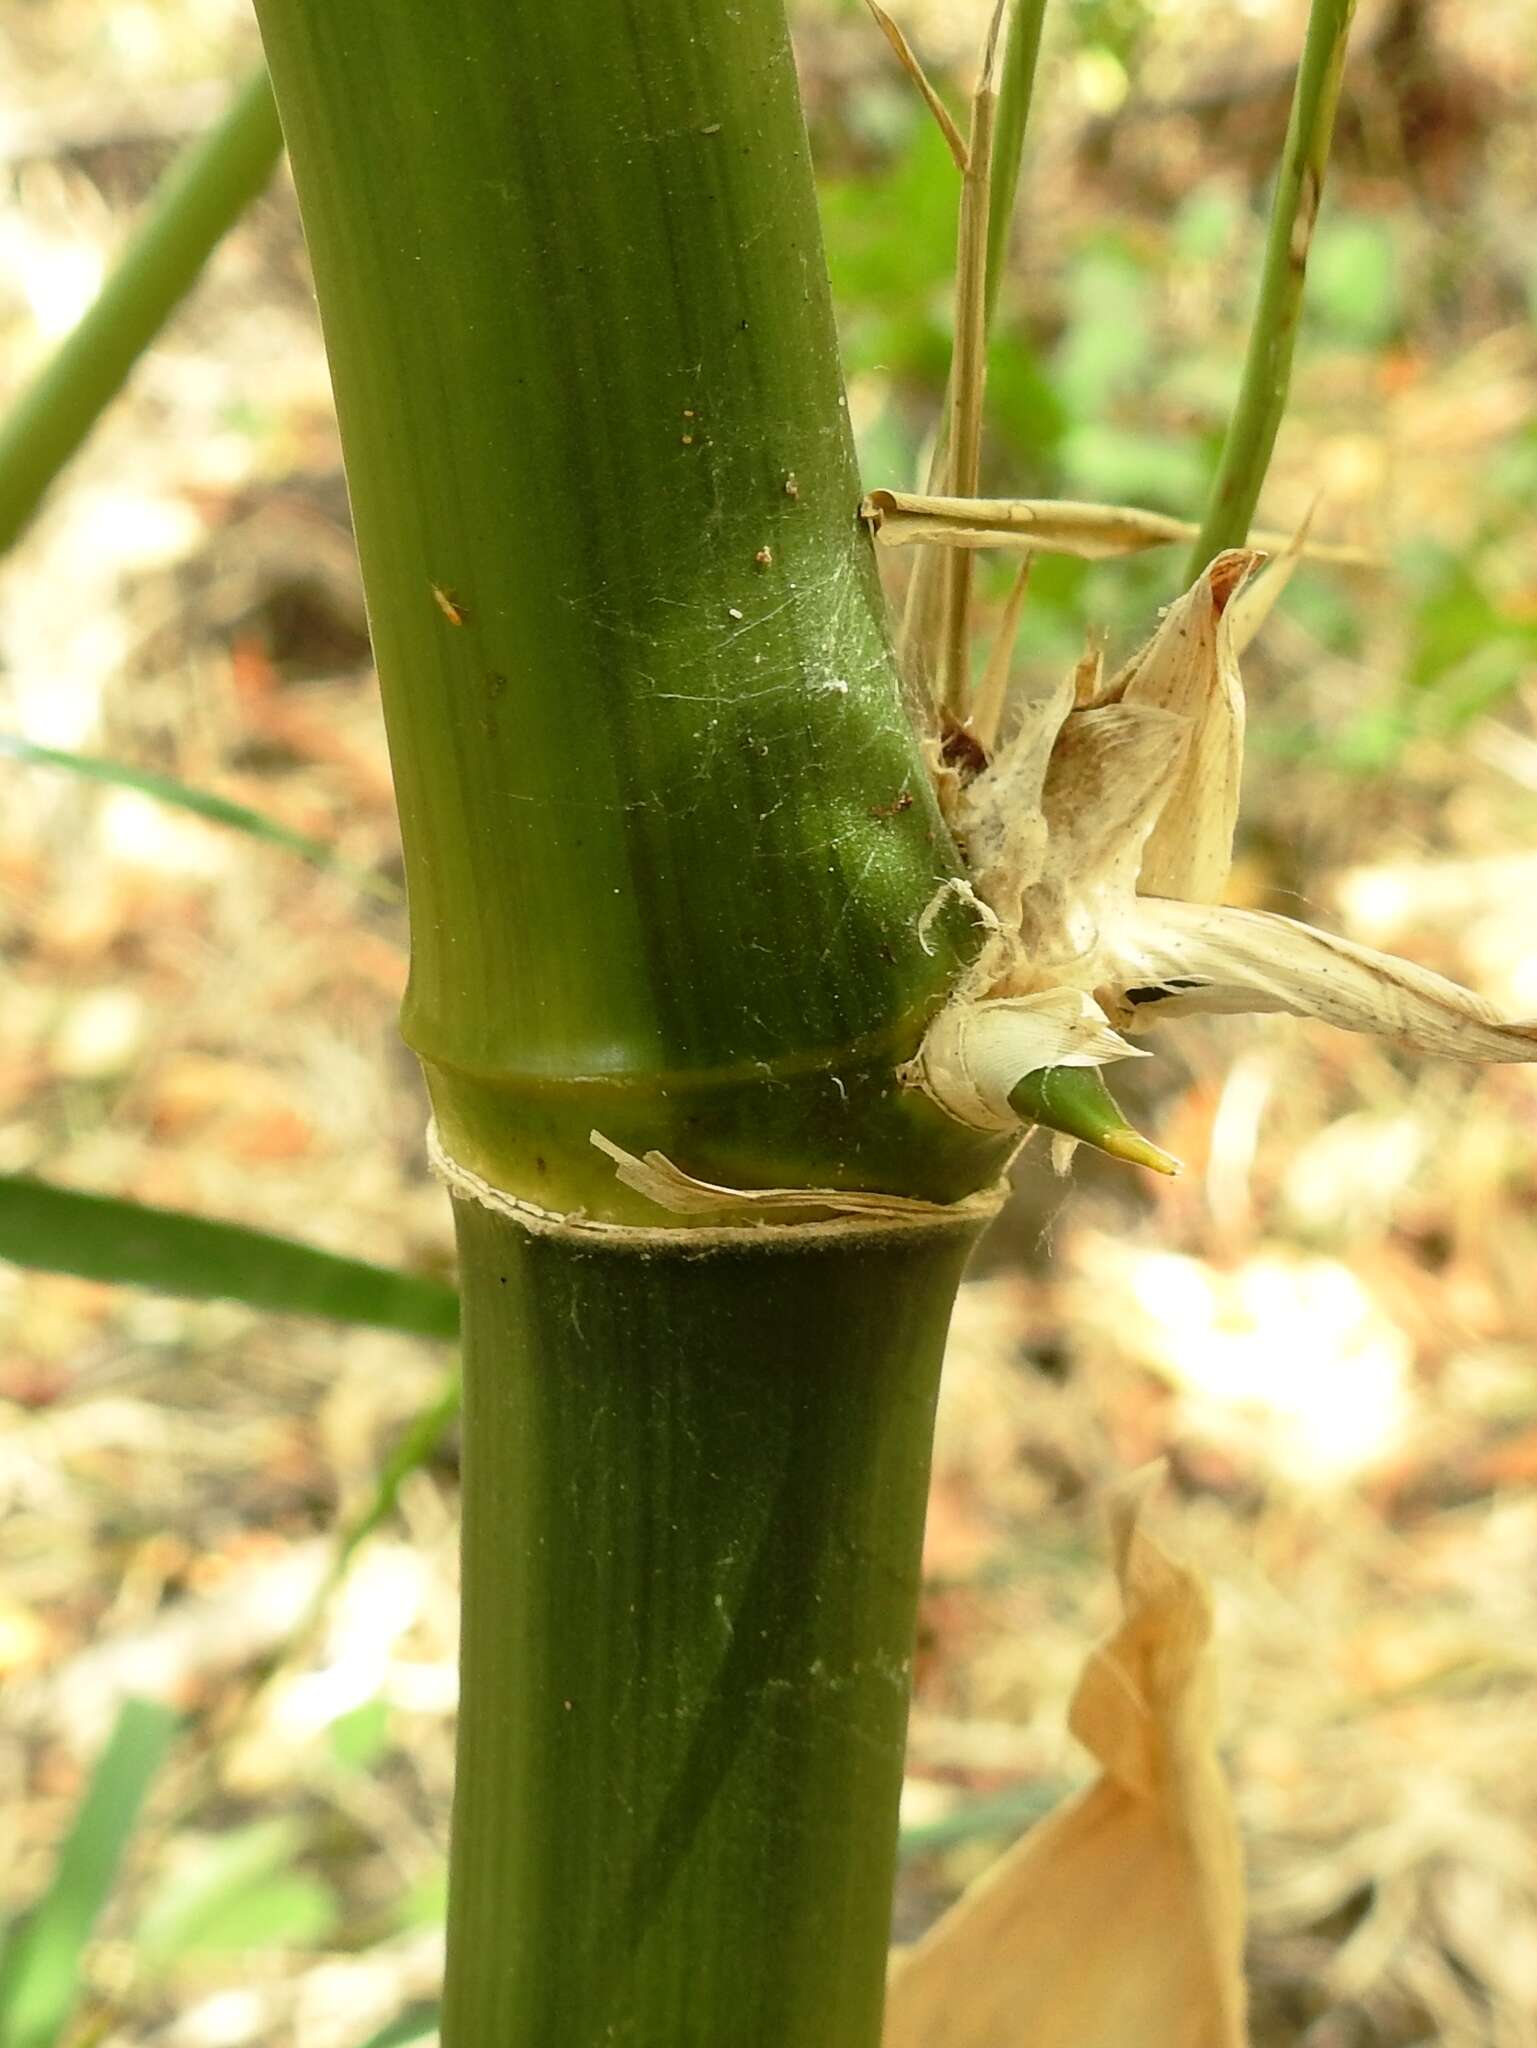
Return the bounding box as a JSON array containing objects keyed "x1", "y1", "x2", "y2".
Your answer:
[
  {"x1": 1399, "y1": 540, "x2": 1537, "y2": 733},
  {"x1": 1307, "y1": 213, "x2": 1402, "y2": 348},
  {"x1": 822, "y1": 117, "x2": 965, "y2": 383},
  {"x1": 0, "y1": 1175, "x2": 458, "y2": 1338},
  {"x1": 1072, "y1": 0, "x2": 1157, "y2": 70},
  {"x1": 1487, "y1": 425, "x2": 1537, "y2": 509},
  {"x1": 328, "y1": 1697, "x2": 393, "y2": 1774},
  {"x1": 135, "y1": 1820, "x2": 337, "y2": 1964},
  {"x1": 0, "y1": 734, "x2": 399, "y2": 901},
  {"x1": 0, "y1": 1698, "x2": 177, "y2": 2048},
  {"x1": 985, "y1": 333, "x2": 1068, "y2": 480},
  {"x1": 393, "y1": 1869, "x2": 448, "y2": 1935},
  {"x1": 1054, "y1": 240, "x2": 1152, "y2": 415},
  {"x1": 1407, "y1": 545, "x2": 1534, "y2": 686},
  {"x1": 1058, "y1": 419, "x2": 1207, "y2": 512},
  {"x1": 1172, "y1": 184, "x2": 1243, "y2": 266}
]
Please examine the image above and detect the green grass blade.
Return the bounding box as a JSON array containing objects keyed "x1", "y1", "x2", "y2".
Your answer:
[
  {"x1": 897, "y1": 1781, "x2": 1061, "y2": 1859},
  {"x1": 0, "y1": 734, "x2": 398, "y2": 900},
  {"x1": 0, "y1": 1175, "x2": 458, "y2": 1338},
  {"x1": 1186, "y1": 0, "x2": 1359, "y2": 577},
  {"x1": 266, "y1": 1368, "x2": 460, "y2": 1679},
  {"x1": 0, "y1": 1699, "x2": 177, "y2": 2048},
  {"x1": 135, "y1": 1819, "x2": 337, "y2": 1965},
  {"x1": 331, "y1": 1370, "x2": 461, "y2": 1577},
  {"x1": 0, "y1": 69, "x2": 283, "y2": 556},
  {"x1": 356, "y1": 2008, "x2": 439, "y2": 2048},
  {"x1": 197, "y1": 1370, "x2": 461, "y2": 1796}
]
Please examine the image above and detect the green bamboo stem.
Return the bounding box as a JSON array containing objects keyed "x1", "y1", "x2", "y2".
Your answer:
[
  {"x1": 252, "y1": 0, "x2": 1001, "y2": 1218},
  {"x1": 1185, "y1": 0, "x2": 1358, "y2": 580},
  {"x1": 251, "y1": 1, "x2": 1010, "y2": 2040},
  {"x1": 450, "y1": 1205, "x2": 973, "y2": 2044},
  {"x1": 0, "y1": 70, "x2": 282, "y2": 555}
]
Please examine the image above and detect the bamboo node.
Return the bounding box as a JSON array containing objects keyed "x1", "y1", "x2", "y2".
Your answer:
[{"x1": 426, "y1": 1120, "x2": 1006, "y2": 1250}]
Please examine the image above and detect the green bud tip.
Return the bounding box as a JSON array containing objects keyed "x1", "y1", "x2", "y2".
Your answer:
[{"x1": 1008, "y1": 1064, "x2": 1181, "y2": 1177}]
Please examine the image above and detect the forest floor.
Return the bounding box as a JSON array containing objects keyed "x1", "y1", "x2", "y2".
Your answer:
[{"x1": 2, "y1": 1, "x2": 1536, "y2": 2042}]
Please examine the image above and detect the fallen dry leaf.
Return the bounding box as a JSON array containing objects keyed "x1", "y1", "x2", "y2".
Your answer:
[{"x1": 885, "y1": 1473, "x2": 1247, "y2": 2048}]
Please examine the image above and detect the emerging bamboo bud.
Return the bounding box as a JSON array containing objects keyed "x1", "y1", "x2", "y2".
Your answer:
[
  {"x1": 904, "y1": 989, "x2": 1142, "y2": 1133},
  {"x1": 904, "y1": 551, "x2": 1537, "y2": 1165},
  {"x1": 1009, "y1": 1065, "x2": 1181, "y2": 1176}
]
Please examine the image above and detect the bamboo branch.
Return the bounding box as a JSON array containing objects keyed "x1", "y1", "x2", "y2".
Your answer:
[
  {"x1": 897, "y1": 0, "x2": 1046, "y2": 706},
  {"x1": 863, "y1": 0, "x2": 968, "y2": 172},
  {"x1": 939, "y1": 0, "x2": 1011, "y2": 723},
  {"x1": 970, "y1": 554, "x2": 1032, "y2": 754},
  {"x1": 865, "y1": 487, "x2": 1376, "y2": 565},
  {"x1": 1185, "y1": 0, "x2": 1359, "y2": 580},
  {"x1": 0, "y1": 69, "x2": 282, "y2": 556}
]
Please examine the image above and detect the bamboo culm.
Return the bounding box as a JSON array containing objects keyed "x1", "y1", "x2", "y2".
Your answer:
[{"x1": 251, "y1": 2, "x2": 1012, "y2": 2041}]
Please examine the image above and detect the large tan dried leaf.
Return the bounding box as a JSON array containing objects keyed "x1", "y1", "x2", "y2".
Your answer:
[
  {"x1": 1117, "y1": 550, "x2": 1260, "y2": 905},
  {"x1": 1108, "y1": 898, "x2": 1537, "y2": 1061},
  {"x1": 1042, "y1": 706, "x2": 1191, "y2": 910},
  {"x1": 884, "y1": 1477, "x2": 1246, "y2": 2048}
]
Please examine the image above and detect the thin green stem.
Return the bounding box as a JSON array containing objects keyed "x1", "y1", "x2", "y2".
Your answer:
[
  {"x1": 939, "y1": 65, "x2": 1000, "y2": 720},
  {"x1": 901, "y1": 0, "x2": 1048, "y2": 701},
  {"x1": 984, "y1": 0, "x2": 1049, "y2": 324},
  {"x1": 0, "y1": 69, "x2": 282, "y2": 555},
  {"x1": 1185, "y1": 0, "x2": 1358, "y2": 580},
  {"x1": 229, "y1": 1370, "x2": 462, "y2": 1735}
]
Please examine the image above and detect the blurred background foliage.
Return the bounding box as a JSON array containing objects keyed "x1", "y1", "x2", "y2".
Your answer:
[{"x1": 1, "y1": 2, "x2": 1536, "y2": 2045}]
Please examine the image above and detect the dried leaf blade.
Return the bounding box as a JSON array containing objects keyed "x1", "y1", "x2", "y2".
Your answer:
[{"x1": 1111, "y1": 898, "x2": 1537, "y2": 1063}]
